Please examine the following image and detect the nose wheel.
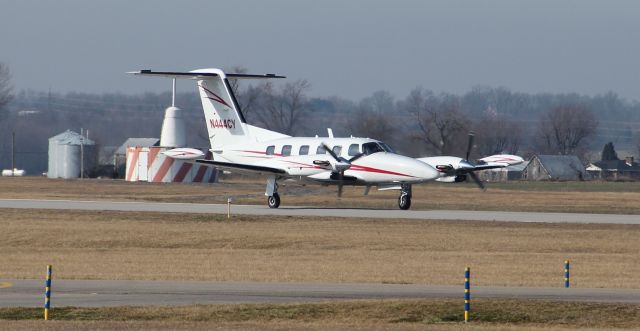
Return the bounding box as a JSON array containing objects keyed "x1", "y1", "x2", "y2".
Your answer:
[
  {"x1": 398, "y1": 184, "x2": 412, "y2": 210},
  {"x1": 267, "y1": 193, "x2": 281, "y2": 209},
  {"x1": 265, "y1": 176, "x2": 281, "y2": 208}
]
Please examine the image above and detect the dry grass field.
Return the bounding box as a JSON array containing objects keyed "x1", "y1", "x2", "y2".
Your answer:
[
  {"x1": 1, "y1": 299, "x2": 640, "y2": 330},
  {"x1": 1, "y1": 209, "x2": 639, "y2": 287},
  {"x1": 2, "y1": 177, "x2": 640, "y2": 213},
  {"x1": 2, "y1": 178, "x2": 640, "y2": 330}
]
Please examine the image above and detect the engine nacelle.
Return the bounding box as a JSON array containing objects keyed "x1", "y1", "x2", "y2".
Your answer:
[
  {"x1": 435, "y1": 176, "x2": 457, "y2": 183},
  {"x1": 436, "y1": 175, "x2": 467, "y2": 183}
]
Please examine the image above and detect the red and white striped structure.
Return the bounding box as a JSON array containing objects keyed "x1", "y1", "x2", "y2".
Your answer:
[{"x1": 126, "y1": 146, "x2": 217, "y2": 183}]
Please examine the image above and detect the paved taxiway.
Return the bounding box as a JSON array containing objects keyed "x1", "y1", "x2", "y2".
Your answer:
[
  {"x1": 1, "y1": 280, "x2": 639, "y2": 307},
  {"x1": 0, "y1": 198, "x2": 638, "y2": 224}
]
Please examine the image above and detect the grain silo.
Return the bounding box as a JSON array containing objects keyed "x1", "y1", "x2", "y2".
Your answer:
[{"x1": 47, "y1": 130, "x2": 96, "y2": 178}]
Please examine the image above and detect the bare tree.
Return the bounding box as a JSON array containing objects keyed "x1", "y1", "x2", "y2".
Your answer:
[
  {"x1": 0, "y1": 63, "x2": 13, "y2": 118},
  {"x1": 359, "y1": 90, "x2": 394, "y2": 113},
  {"x1": 347, "y1": 109, "x2": 393, "y2": 143},
  {"x1": 536, "y1": 105, "x2": 597, "y2": 156},
  {"x1": 346, "y1": 91, "x2": 395, "y2": 143},
  {"x1": 225, "y1": 65, "x2": 263, "y2": 122},
  {"x1": 474, "y1": 111, "x2": 524, "y2": 155},
  {"x1": 253, "y1": 80, "x2": 311, "y2": 135},
  {"x1": 404, "y1": 87, "x2": 469, "y2": 156}
]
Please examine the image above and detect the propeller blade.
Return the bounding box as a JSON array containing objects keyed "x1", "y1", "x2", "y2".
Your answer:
[
  {"x1": 469, "y1": 171, "x2": 486, "y2": 191},
  {"x1": 337, "y1": 171, "x2": 344, "y2": 197},
  {"x1": 322, "y1": 143, "x2": 340, "y2": 162},
  {"x1": 466, "y1": 132, "x2": 475, "y2": 160},
  {"x1": 348, "y1": 153, "x2": 365, "y2": 163}
]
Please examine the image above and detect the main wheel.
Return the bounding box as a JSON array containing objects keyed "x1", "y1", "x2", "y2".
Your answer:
[
  {"x1": 398, "y1": 194, "x2": 411, "y2": 210},
  {"x1": 267, "y1": 193, "x2": 281, "y2": 208}
]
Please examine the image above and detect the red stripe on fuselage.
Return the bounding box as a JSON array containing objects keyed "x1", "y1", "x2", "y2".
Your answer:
[
  {"x1": 280, "y1": 160, "x2": 414, "y2": 177},
  {"x1": 349, "y1": 165, "x2": 415, "y2": 178}
]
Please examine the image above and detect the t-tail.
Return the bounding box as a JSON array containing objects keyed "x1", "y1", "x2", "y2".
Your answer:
[{"x1": 128, "y1": 68, "x2": 289, "y2": 151}]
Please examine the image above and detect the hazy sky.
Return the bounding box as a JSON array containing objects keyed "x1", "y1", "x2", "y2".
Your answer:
[{"x1": 1, "y1": 0, "x2": 639, "y2": 101}]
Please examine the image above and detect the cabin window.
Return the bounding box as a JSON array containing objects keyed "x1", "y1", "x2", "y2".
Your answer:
[
  {"x1": 363, "y1": 142, "x2": 385, "y2": 155},
  {"x1": 299, "y1": 145, "x2": 309, "y2": 155},
  {"x1": 332, "y1": 145, "x2": 342, "y2": 156},
  {"x1": 348, "y1": 144, "x2": 360, "y2": 156},
  {"x1": 316, "y1": 145, "x2": 326, "y2": 154},
  {"x1": 282, "y1": 145, "x2": 292, "y2": 156},
  {"x1": 380, "y1": 142, "x2": 395, "y2": 153},
  {"x1": 266, "y1": 145, "x2": 275, "y2": 155}
]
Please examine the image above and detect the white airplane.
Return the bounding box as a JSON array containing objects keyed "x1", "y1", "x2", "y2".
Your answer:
[{"x1": 130, "y1": 68, "x2": 523, "y2": 210}]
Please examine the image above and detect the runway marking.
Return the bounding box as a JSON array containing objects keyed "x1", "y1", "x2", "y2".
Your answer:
[{"x1": 0, "y1": 282, "x2": 12, "y2": 289}]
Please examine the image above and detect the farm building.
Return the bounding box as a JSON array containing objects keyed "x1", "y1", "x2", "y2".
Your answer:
[
  {"x1": 125, "y1": 146, "x2": 218, "y2": 183},
  {"x1": 586, "y1": 157, "x2": 640, "y2": 180},
  {"x1": 477, "y1": 161, "x2": 529, "y2": 182},
  {"x1": 113, "y1": 138, "x2": 160, "y2": 178},
  {"x1": 523, "y1": 155, "x2": 588, "y2": 181}
]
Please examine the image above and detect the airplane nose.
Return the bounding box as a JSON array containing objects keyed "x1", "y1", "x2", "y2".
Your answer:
[{"x1": 412, "y1": 159, "x2": 439, "y2": 180}]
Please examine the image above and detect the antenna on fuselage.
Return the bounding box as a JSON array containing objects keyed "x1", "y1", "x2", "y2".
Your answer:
[{"x1": 327, "y1": 128, "x2": 334, "y2": 138}]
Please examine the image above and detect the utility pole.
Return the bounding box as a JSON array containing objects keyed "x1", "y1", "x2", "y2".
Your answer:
[
  {"x1": 80, "y1": 128, "x2": 84, "y2": 178},
  {"x1": 11, "y1": 131, "x2": 15, "y2": 170}
]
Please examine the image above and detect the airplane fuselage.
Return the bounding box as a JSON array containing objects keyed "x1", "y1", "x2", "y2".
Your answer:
[{"x1": 214, "y1": 137, "x2": 440, "y2": 185}]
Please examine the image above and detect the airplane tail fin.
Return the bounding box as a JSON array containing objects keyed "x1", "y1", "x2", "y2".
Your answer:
[{"x1": 129, "y1": 68, "x2": 288, "y2": 151}]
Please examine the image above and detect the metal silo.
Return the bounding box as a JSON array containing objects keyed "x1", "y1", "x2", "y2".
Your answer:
[{"x1": 47, "y1": 130, "x2": 96, "y2": 178}]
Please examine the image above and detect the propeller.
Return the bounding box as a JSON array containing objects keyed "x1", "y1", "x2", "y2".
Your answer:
[
  {"x1": 320, "y1": 143, "x2": 365, "y2": 197},
  {"x1": 465, "y1": 132, "x2": 475, "y2": 161},
  {"x1": 460, "y1": 132, "x2": 486, "y2": 191}
]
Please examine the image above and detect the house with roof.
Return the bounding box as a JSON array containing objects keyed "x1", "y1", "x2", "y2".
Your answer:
[
  {"x1": 523, "y1": 155, "x2": 588, "y2": 181},
  {"x1": 586, "y1": 157, "x2": 640, "y2": 180}
]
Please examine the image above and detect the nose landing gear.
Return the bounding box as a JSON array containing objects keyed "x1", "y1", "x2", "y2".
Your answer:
[
  {"x1": 398, "y1": 184, "x2": 412, "y2": 210},
  {"x1": 265, "y1": 175, "x2": 281, "y2": 208}
]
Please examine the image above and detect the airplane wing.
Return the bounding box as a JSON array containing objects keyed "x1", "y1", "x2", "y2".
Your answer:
[
  {"x1": 469, "y1": 164, "x2": 513, "y2": 171},
  {"x1": 195, "y1": 160, "x2": 287, "y2": 175}
]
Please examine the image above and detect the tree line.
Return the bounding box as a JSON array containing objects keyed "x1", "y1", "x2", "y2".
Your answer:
[{"x1": 1, "y1": 63, "x2": 640, "y2": 174}]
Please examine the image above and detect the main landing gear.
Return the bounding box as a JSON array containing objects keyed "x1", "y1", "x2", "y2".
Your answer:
[
  {"x1": 398, "y1": 184, "x2": 412, "y2": 210},
  {"x1": 266, "y1": 176, "x2": 281, "y2": 208},
  {"x1": 268, "y1": 192, "x2": 280, "y2": 208}
]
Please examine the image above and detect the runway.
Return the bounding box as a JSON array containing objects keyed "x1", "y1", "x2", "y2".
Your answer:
[
  {"x1": 0, "y1": 198, "x2": 639, "y2": 224},
  {"x1": 1, "y1": 279, "x2": 639, "y2": 307}
]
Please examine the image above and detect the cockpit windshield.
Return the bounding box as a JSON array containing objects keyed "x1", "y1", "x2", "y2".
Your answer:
[{"x1": 362, "y1": 142, "x2": 395, "y2": 155}]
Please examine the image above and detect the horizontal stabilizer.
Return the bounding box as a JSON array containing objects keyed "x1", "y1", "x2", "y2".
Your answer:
[{"x1": 128, "y1": 69, "x2": 285, "y2": 80}]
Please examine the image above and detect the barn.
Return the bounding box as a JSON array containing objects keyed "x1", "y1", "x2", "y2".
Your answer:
[
  {"x1": 523, "y1": 155, "x2": 588, "y2": 181},
  {"x1": 586, "y1": 157, "x2": 640, "y2": 180}
]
